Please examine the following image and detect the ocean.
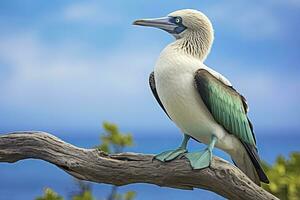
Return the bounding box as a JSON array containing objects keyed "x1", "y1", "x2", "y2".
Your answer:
[{"x1": 0, "y1": 130, "x2": 299, "y2": 200}]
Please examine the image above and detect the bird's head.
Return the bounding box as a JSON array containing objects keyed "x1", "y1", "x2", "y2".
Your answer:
[{"x1": 133, "y1": 9, "x2": 214, "y2": 60}]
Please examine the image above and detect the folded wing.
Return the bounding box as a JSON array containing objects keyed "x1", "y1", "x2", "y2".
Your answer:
[{"x1": 194, "y1": 69, "x2": 269, "y2": 184}]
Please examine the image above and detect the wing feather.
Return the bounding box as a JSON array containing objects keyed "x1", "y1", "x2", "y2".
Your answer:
[
  {"x1": 149, "y1": 72, "x2": 171, "y2": 119},
  {"x1": 194, "y1": 69, "x2": 256, "y2": 145}
]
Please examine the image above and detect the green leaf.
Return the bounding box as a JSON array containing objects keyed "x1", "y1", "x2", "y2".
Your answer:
[
  {"x1": 124, "y1": 191, "x2": 136, "y2": 200},
  {"x1": 72, "y1": 191, "x2": 95, "y2": 200},
  {"x1": 35, "y1": 188, "x2": 64, "y2": 200},
  {"x1": 98, "y1": 121, "x2": 134, "y2": 153}
]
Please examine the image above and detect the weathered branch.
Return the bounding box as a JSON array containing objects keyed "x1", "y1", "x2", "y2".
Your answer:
[{"x1": 0, "y1": 131, "x2": 278, "y2": 200}]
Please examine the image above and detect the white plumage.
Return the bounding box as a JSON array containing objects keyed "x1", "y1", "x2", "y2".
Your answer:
[{"x1": 154, "y1": 41, "x2": 242, "y2": 155}]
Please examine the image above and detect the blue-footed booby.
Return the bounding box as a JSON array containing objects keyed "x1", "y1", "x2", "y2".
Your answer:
[{"x1": 133, "y1": 9, "x2": 269, "y2": 185}]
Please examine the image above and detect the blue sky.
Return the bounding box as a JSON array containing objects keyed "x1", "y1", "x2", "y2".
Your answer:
[{"x1": 0, "y1": 0, "x2": 300, "y2": 134}]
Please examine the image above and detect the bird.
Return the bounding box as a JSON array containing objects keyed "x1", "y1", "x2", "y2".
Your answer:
[{"x1": 133, "y1": 9, "x2": 269, "y2": 185}]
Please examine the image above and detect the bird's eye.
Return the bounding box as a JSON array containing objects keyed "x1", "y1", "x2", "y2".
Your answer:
[{"x1": 175, "y1": 17, "x2": 181, "y2": 24}]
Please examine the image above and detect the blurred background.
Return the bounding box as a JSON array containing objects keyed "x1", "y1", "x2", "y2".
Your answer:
[{"x1": 0, "y1": 0, "x2": 300, "y2": 199}]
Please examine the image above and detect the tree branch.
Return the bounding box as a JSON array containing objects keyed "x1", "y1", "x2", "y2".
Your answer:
[{"x1": 0, "y1": 131, "x2": 278, "y2": 200}]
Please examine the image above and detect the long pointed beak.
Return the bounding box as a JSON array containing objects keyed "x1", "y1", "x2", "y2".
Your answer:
[{"x1": 133, "y1": 17, "x2": 177, "y2": 33}]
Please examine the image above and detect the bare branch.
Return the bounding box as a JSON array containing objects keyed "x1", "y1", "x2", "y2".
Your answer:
[{"x1": 0, "y1": 132, "x2": 278, "y2": 200}]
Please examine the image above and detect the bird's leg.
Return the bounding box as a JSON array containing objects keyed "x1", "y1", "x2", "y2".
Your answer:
[
  {"x1": 185, "y1": 135, "x2": 218, "y2": 169},
  {"x1": 154, "y1": 134, "x2": 190, "y2": 162}
]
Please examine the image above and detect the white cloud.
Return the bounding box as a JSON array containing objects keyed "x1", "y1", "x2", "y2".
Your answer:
[
  {"x1": 63, "y1": 1, "x2": 122, "y2": 25},
  {"x1": 0, "y1": 32, "x2": 158, "y2": 120},
  {"x1": 268, "y1": 0, "x2": 300, "y2": 7},
  {"x1": 206, "y1": 1, "x2": 281, "y2": 39}
]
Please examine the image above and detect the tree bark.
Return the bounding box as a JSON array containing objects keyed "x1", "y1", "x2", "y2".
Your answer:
[{"x1": 0, "y1": 131, "x2": 278, "y2": 200}]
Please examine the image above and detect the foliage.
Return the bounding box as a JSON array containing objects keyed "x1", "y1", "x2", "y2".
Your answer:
[
  {"x1": 98, "y1": 122, "x2": 136, "y2": 200},
  {"x1": 110, "y1": 191, "x2": 136, "y2": 200},
  {"x1": 123, "y1": 191, "x2": 136, "y2": 200},
  {"x1": 72, "y1": 191, "x2": 95, "y2": 200},
  {"x1": 71, "y1": 180, "x2": 94, "y2": 200},
  {"x1": 35, "y1": 188, "x2": 64, "y2": 200},
  {"x1": 262, "y1": 152, "x2": 300, "y2": 200},
  {"x1": 97, "y1": 121, "x2": 133, "y2": 153}
]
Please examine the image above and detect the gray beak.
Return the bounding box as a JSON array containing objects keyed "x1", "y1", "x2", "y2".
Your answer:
[{"x1": 133, "y1": 17, "x2": 177, "y2": 33}]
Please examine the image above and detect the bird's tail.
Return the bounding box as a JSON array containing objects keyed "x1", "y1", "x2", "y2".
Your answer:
[{"x1": 230, "y1": 140, "x2": 269, "y2": 186}]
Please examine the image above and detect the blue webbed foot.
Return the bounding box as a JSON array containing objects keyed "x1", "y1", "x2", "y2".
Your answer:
[
  {"x1": 154, "y1": 134, "x2": 190, "y2": 162},
  {"x1": 184, "y1": 148, "x2": 212, "y2": 169},
  {"x1": 155, "y1": 148, "x2": 187, "y2": 162},
  {"x1": 185, "y1": 135, "x2": 217, "y2": 169}
]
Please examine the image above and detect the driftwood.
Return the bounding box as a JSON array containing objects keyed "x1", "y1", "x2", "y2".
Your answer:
[{"x1": 0, "y1": 131, "x2": 278, "y2": 200}]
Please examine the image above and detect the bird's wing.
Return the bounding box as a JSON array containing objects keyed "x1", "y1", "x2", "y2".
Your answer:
[
  {"x1": 194, "y1": 69, "x2": 269, "y2": 184},
  {"x1": 149, "y1": 72, "x2": 171, "y2": 119},
  {"x1": 194, "y1": 69, "x2": 255, "y2": 145}
]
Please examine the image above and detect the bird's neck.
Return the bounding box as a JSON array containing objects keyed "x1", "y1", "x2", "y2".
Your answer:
[{"x1": 170, "y1": 30, "x2": 213, "y2": 61}]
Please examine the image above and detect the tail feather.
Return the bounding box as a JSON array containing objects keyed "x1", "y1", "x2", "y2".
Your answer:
[{"x1": 231, "y1": 140, "x2": 269, "y2": 185}]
